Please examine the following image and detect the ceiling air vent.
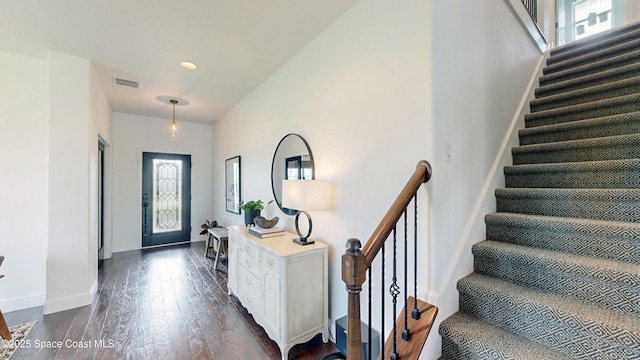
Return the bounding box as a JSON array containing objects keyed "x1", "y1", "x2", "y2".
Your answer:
[{"x1": 113, "y1": 77, "x2": 139, "y2": 88}]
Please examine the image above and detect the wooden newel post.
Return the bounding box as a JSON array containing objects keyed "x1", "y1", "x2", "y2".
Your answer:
[{"x1": 342, "y1": 238, "x2": 367, "y2": 360}]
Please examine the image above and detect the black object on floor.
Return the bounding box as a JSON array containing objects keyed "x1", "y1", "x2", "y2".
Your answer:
[{"x1": 321, "y1": 352, "x2": 346, "y2": 360}]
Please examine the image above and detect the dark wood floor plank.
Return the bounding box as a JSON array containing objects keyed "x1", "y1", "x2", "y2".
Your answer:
[{"x1": 4, "y1": 241, "x2": 338, "y2": 360}]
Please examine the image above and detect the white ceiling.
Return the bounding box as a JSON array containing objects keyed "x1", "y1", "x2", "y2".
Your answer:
[{"x1": 0, "y1": 0, "x2": 358, "y2": 124}]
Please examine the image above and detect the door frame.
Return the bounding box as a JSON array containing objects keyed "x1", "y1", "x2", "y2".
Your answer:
[{"x1": 141, "y1": 152, "x2": 192, "y2": 248}]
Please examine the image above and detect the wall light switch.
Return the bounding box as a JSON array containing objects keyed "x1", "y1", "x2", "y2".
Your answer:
[{"x1": 445, "y1": 142, "x2": 452, "y2": 162}]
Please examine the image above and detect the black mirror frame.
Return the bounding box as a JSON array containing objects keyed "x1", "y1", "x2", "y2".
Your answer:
[{"x1": 270, "y1": 133, "x2": 315, "y2": 216}]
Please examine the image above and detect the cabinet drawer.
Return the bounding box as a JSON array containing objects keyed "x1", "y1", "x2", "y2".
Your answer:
[
  {"x1": 238, "y1": 283, "x2": 262, "y2": 317},
  {"x1": 241, "y1": 238, "x2": 260, "y2": 259},
  {"x1": 238, "y1": 264, "x2": 262, "y2": 299},
  {"x1": 238, "y1": 251, "x2": 261, "y2": 279},
  {"x1": 261, "y1": 250, "x2": 280, "y2": 274}
]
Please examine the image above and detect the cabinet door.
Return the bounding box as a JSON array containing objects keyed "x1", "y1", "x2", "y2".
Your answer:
[{"x1": 262, "y1": 267, "x2": 280, "y2": 340}]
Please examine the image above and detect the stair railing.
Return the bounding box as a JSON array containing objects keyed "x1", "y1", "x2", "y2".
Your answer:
[
  {"x1": 521, "y1": 0, "x2": 537, "y2": 23},
  {"x1": 342, "y1": 160, "x2": 433, "y2": 360}
]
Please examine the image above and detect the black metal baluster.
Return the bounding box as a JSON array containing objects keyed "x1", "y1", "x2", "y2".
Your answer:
[
  {"x1": 522, "y1": 0, "x2": 537, "y2": 23},
  {"x1": 402, "y1": 209, "x2": 410, "y2": 341},
  {"x1": 412, "y1": 195, "x2": 420, "y2": 320},
  {"x1": 390, "y1": 227, "x2": 399, "y2": 360},
  {"x1": 368, "y1": 266, "x2": 372, "y2": 360}
]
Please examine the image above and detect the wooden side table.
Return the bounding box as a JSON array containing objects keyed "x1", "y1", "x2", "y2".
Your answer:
[{"x1": 206, "y1": 228, "x2": 229, "y2": 271}]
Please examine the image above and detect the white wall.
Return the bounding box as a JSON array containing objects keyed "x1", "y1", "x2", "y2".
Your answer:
[
  {"x1": 0, "y1": 50, "x2": 112, "y2": 314},
  {"x1": 212, "y1": 0, "x2": 542, "y2": 357},
  {"x1": 427, "y1": 0, "x2": 542, "y2": 357},
  {"x1": 45, "y1": 51, "x2": 113, "y2": 314},
  {"x1": 88, "y1": 63, "x2": 113, "y2": 291},
  {"x1": 91, "y1": 62, "x2": 114, "y2": 261},
  {"x1": 626, "y1": 0, "x2": 640, "y2": 22},
  {"x1": 211, "y1": 0, "x2": 433, "y2": 347},
  {"x1": 0, "y1": 51, "x2": 49, "y2": 312},
  {"x1": 111, "y1": 112, "x2": 212, "y2": 253}
]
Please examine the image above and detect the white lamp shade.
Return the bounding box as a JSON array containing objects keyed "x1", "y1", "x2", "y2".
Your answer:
[{"x1": 281, "y1": 180, "x2": 328, "y2": 211}]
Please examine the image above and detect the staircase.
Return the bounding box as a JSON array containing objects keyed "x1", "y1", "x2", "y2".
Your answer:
[{"x1": 439, "y1": 22, "x2": 640, "y2": 359}]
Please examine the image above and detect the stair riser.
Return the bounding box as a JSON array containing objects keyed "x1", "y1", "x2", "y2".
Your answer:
[
  {"x1": 496, "y1": 196, "x2": 640, "y2": 222},
  {"x1": 550, "y1": 22, "x2": 640, "y2": 57},
  {"x1": 525, "y1": 98, "x2": 640, "y2": 128},
  {"x1": 539, "y1": 52, "x2": 640, "y2": 87},
  {"x1": 544, "y1": 39, "x2": 640, "y2": 76},
  {"x1": 518, "y1": 114, "x2": 640, "y2": 145},
  {"x1": 548, "y1": 29, "x2": 640, "y2": 65},
  {"x1": 485, "y1": 222, "x2": 640, "y2": 265},
  {"x1": 530, "y1": 81, "x2": 640, "y2": 112},
  {"x1": 505, "y1": 168, "x2": 640, "y2": 189},
  {"x1": 473, "y1": 252, "x2": 640, "y2": 316},
  {"x1": 536, "y1": 63, "x2": 640, "y2": 98},
  {"x1": 512, "y1": 140, "x2": 640, "y2": 165},
  {"x1": 458, "y1": 290, "x2": 640, "y2": 359}
]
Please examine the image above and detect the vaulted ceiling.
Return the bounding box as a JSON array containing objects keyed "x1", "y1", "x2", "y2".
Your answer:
[{"x1": 1, "y1": 0, "x2": 358, "y2": 124}]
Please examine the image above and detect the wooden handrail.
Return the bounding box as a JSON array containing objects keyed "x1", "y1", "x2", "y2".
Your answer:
[
  {"x1": 342, "y1": 160, "x2": 432, "y2": 360},
  {"x1": 361, "y1": 160, "x2": 431, "y2": 267}
]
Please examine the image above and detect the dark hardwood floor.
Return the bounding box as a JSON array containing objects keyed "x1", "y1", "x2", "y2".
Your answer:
[{"x1": 4, "y1": 242, "x2": 339, "y2": 359}]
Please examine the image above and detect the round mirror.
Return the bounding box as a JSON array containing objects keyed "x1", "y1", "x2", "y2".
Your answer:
[{"x1": 271, "y1": 133, "x2": 315, "y2": 215}]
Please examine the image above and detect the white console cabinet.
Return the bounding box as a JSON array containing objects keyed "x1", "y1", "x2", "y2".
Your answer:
[{"x1": 227, "y1": 225, "x2": 328, "y2": 360}]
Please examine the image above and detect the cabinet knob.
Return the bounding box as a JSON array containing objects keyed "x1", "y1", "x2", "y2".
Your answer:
[
  {"x1": 267, "y1": 258, "x2": 274, "y2": 266},
  {"x1": 246, "y1": 260, "x2": 251, "y2": 268}
]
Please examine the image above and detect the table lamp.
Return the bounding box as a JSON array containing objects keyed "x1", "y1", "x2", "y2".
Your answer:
[{"x1": 282, "y1": 180, "x2": 328, "y2": 245}]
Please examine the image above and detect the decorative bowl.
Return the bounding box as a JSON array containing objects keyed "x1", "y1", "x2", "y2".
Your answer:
[{"x1": 253, "y1": 216, "x2": 279, "y2": 229}]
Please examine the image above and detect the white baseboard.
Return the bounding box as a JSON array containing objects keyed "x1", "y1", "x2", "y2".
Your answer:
[
  {"x1": 0, "y1": 293, "x2": 46, "y2": 313},
  {"x1": 112, "y1": 241, "x2": 140, "y2": 253},
  {"x1": 43, "y1": 291, "x2": 92, "y2": 315},
  {"x1": 90, "y1": 279, "x2": 98, "y2": 299}
]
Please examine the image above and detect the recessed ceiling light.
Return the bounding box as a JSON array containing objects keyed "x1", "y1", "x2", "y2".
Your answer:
[{"x1": 180, "y1": 61, "x2": 198, "y2": 70}]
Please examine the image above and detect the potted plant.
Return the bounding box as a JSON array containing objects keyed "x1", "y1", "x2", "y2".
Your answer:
[{"x1": 239, "y1": 199, "x2": 273, "y2": 226}]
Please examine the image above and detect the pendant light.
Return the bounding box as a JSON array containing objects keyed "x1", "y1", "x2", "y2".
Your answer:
[{"x1": 165, "y1": 99, "x2": 182, "y2": 141}]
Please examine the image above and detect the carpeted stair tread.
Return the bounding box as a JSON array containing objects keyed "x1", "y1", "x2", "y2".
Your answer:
[
  {"x1": 442, "y1": 22, "x2": 640, "y2": 360},
  {"x1": 512, "y1": 132, "x2": 640, "y2": 165},
  {"x1": 439, "y1": 312, "x2": 571, "y2": 360},
  {"x1": 551, "y1": 20, "x2": 640, "y2": 57},
  {"x1": 543, "y1": 38, "x2": 640, "y2": 76},
  {"x1": 547, "y1": 26, "x2": 640, "y2": 65},
  {"x1": 538, "y1": 49, "x2": 640, "y2": 87},
  {"x1": 485, "y1": 212, "x2": 640, "y2": 264},
  {"x1": 473, "y1": 240, "x2": 640, "y2": 316},
  {"x1": 495, "y1": 187, "x2": 640, "y2": 222},
  {"x1": 518, "y1": 112, "x2": 640, "y2": 145},
  {"x1": 504, "y1": 158, "x2": 640, "y2": 188},
  {"x1": 524, "y1": 93, "x2": 640, "y2": 128},
  {"x1": 458, "y1": 273, "x2": 640, "y2": 359},
  {"x1": 530, "y1": 76, "x2": 640, "y2": 112},
  {"x1": 536, "y1": 62, "x2": 640, "y2": 98}
]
